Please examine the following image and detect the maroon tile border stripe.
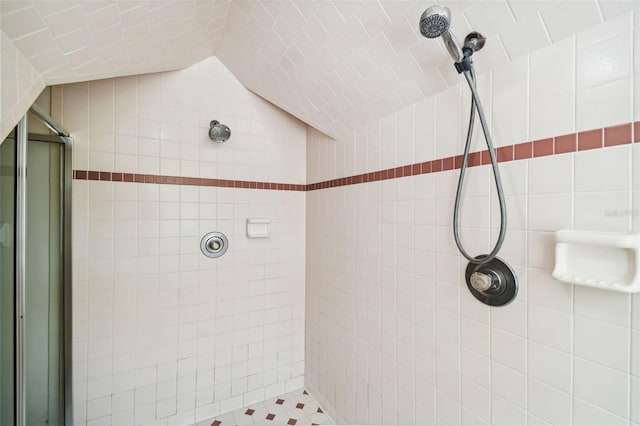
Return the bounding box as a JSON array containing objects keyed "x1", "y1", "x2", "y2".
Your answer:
[
  {"x1": 72, "y1": 170, "x2": 306, "y2": 191},
  {"x1": 73, "y1": 122, "x2": 638, "y2": 192},
  {"x1": 307, "y1": 121, "x2": 639, "y2": 191}
]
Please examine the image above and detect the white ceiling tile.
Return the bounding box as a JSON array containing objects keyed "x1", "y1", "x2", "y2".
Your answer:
[
  {"x1": 1, "y1": 6, "x2": 47, "y2": 39},
  {"x1": 313, "y1": 1, "x2": 346, "y2": 35},
  {"x1": 507, "y1": 0, "x2": 555, "y2": 22},
  {"x1": 577, "y1": 9, "x2": 631, "y2": 47},
  {"x1": 339, "y1": 16, "x2": 371, "y2": 51},
  {"x1": 118, "y1": 3, "x2": 148, "y2": 30},
  {"x1": 303, "y1": 16, "x2": 331, "y2": 48},
  {"x1": 285, "y1": 44, "x2": 306, "y2": 69},
  {"x1": 98, "y1": 39, "x2": 127, "y2": 62},
  {"x1": 12, "y1": 29, "x2": 57, "y2": 58},
  {"x1": 79, "y1": 1, "x2": 113, "y2": 15},
  {"x1": 357, "y1": 0, "x2": 392, "y2": 39},
  {"x1": 390, "y1": 49, "x2": 423, "y2": 82},
  {"x1": 332, "y1": 0, "x2": 363, "y2": 21},
  {"x1": 540, "y1": 0, "x2": 602, "y2": 42},
  {"x1": 42, "y1": 4, "x2": 85, "y2": 36},
  {"x1": 259, "y1": 0, "x2": 285, "y2": 19},
  {"x1": 396, "y1": 79, "x2": 424, "y2": 108},
  {"x1": 273, "y1": 15, "x2": 297, "y2": 45},
  {"x1": 378, "y1": 0, "x2": 413, "y2": 22},
  {"x1": 291, "y1": 32, "x2": 316, "y2": 58},
  {"x1": 84, "y1": 3, "x2": 120, "y2": 32},
  {"x1": 500, "y1": 13, "x2": 551, "y2": 59},
  {"x1": 28, "y1": 47, "x2": 67, "y2": 73},
  {"x1": 65, "y1": 44, "x2": 100, "y2": 68},
  {"x1": 597, "y1": 0, "x2": 640, "y2": 21},
  {"x1": 349, "y1": 48, "x2": 377, "y2": 79},
  {"x1": 1, "y1": 0, "x2": 624, "y2": 138},
  {"x1": 92, "y1": 23, "x2": 124, "y2": 48},
  {"x1": 73, "y1": 58, "x2": 105, "y2": 75},
  {"x1": 464, "y1": 0, "x2": 516, "y2": 35},
  {"x1": 32, "y1": 1, "x2": 79, "y2": 17},
  {"x1": 122, "y1": 22, "x2": 147, "y2": 41},
  {"x1": 413, "y1": 68, "x2": 447, "y2": 98},
  {"x1": 290, "y1": 0, "x2": 319, "y2": 21},
  {"x1": 1, "y1": 1, "x2": 34, "y2": 16},
  {"x1": 364, "y1": 31, "x2": 396, "y2": 64},
  {"x1": 279, "y1": 0, "x2": 308, "y2": 33},
  {"x1": 324, "y1": 33, "x2": 354, "y2": 62},
  {"x1": 383, "y1": 14, "x2": 421, "y2": 54},
  {"x1": 55, "y1": 27, "x2": 92, "y2": 54}
]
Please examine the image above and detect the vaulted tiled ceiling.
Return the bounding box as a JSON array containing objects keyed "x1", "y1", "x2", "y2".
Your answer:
[
  {"x1": 0, "y1": 0, "x2": 230, "y2": 84},
  {"x1": 0, "y1": 0, "x2": 636, "y2": 137}
]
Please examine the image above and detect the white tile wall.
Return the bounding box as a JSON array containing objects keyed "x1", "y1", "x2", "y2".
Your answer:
[
  {"x1": 55, "y1": 58, "x2": 308, "y2": 426},
  {"x1": 53, "y1": 57, "x2": 306, "y2": 184},
  {"x1": 305, "y1": 11, "x2": 640, "y2": 425}
]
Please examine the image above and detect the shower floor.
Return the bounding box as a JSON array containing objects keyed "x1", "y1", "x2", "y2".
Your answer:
[{"x1": 195, "y1": 389, "x2": 333, "y2": 426}]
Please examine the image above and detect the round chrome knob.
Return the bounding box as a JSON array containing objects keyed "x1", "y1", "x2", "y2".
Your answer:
[
  {"x1": 207, "y1": 239, "x2": 221, "y2": 251},
  {"x1": 470, "y1": 272, "x2": 493, "y2": 292},
  {"x1": 465, "y1": 255, "x2": 518, "y2": 307}
]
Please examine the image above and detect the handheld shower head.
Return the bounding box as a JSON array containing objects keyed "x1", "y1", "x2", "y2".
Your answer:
[
  {"x1": 418, "y1": 5, "x2": 463, "y2": 62},
  {"x1": 419, "y1": 5, "x2": 451, "y2": 38}
]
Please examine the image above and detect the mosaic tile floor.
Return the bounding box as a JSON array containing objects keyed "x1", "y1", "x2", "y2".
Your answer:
[{"x1": 196, "y1": 389, "x2": 333, "y2": 426}]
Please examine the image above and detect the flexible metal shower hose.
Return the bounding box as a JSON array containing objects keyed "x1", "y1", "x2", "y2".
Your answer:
[{"x1": 453, "y1": 66, "x2": 508, "y2": 265}]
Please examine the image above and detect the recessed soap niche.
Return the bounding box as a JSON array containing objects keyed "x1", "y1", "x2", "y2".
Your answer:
[
  {"x1": 246, "y1": 218, "x2": 270, "y2": 238},
  {"x1": 553, "y1": 230, "x2": 640, "y2": 293}
]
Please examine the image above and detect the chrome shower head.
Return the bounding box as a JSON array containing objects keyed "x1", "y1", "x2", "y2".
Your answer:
[
  {"x1": 418, "y1": 5, "x2": 463, "y2": 63},
  {"x1": 419, "y1": 5, "x2": 451, "y2": 38},
  {"x1": 209, "y1": 120, "x2": 231, "y2": 143}
]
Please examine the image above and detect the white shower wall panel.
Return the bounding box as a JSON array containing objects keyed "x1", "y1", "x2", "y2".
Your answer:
[
  {"x1": 305, "y1": 9, "x2": 640, "y2": 425},
  {"x1": 53, "y1": 57, "x2": 308, "y2": 426}
]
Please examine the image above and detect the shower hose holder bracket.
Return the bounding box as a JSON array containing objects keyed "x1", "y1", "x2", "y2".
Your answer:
[{"x1": 454, "y1": 50, "x2": 474, "y2": 74}]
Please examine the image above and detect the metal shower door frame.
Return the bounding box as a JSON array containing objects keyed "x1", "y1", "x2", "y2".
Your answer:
[{"x1": 14, "y1": 107, "x2": 73, "y2": 426}]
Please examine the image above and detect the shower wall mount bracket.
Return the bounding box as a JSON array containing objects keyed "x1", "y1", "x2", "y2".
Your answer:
[{"x1": 465, "y1": 255, "x2": 518, "y2": 306}]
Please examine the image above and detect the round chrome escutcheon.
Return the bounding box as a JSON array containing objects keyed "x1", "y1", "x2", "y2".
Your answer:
[{"x1": 200, "y1": 231, "x2": 229, "y2": 258}]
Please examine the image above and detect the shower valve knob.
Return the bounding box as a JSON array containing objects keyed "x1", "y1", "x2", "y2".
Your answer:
[{"x1": 470, "y1": 272, "x2": 493, "y2": 292}]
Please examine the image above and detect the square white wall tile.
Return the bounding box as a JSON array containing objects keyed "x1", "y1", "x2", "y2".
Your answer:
[
  {"x1": 575, "y1": 145, "x2": 631, "y2": 192},
  {"x1": 527, "y1": 379, "x2": 571, "y2": 425},
  {"x1": 576, "y1": 77, "x2": 633, "y2": 131},
  {"x1": 574, "y1": 397, "x2": 628, "y2": 426},
  {"x1": 574, "y1": 316, "x2": 630, "y2": 372},
  {"x1": 574, "y1": 357, "x2": 629, "y2": 417},
  {"x1": 528, "y1": 341, "x2": 571, "y2": 393}
]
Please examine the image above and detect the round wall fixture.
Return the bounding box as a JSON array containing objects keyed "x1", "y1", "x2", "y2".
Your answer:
[
  {"x1": 200, "y1": 231, "x2": 229, "y2": 258},
  {"x1": 208, "y1": 120, "x2": 231, "y2": 143},
  {"x1": 465, "y1": 255, "x2": 518, "y2": 306}
]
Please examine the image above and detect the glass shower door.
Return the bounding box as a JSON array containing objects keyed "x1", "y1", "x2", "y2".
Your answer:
[
  {"x1": 0, "y1": 118, "x2": 70, "y2": 426},
  {"x1": 25, "y1": 139, "x2": 65, "y2": 426}
]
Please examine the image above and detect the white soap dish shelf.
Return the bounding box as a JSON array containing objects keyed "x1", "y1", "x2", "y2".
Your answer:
[
  {"x1": 552, "y1": 230, "x2": 640, "y2": 293},
  {"x1": 246, "y1": 218, "x2": 270, "y2": 238}
]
